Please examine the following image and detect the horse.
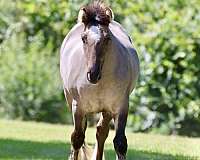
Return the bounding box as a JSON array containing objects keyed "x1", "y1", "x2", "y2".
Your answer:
[{"x1": 60, "y1": 1, "x2": 139, "y2": 160}]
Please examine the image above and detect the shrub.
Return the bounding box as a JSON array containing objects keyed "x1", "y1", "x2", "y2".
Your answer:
[
  {"x1": 0, "y1": 33, "x2": 69, "y2": 123},
  {"x1": 125, "y1": 0, "x2": 200, "y2": 136}
]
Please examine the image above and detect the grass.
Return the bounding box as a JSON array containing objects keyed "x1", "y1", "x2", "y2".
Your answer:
[{"x1": 0, "y1": 120, "x2": 200, "y2": 160}]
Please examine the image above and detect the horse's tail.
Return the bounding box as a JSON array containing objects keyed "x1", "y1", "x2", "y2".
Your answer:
[{"x1": 78, "y1": 143, "x2": 93, "y2": 160}]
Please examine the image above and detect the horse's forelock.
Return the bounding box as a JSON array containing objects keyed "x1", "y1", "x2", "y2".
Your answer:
[{"x1": 81, "y1": 1, "x2": 111, "y2": 26}]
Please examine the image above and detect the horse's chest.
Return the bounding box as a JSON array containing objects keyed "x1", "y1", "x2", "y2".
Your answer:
[{"x1": 78, "y1": 81, "x2": 126, "y2": 114}]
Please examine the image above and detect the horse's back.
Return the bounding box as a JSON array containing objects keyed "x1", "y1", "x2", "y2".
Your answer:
[
  {"x1": 60, "y1": 23, "x2": 84, "y2": 55},
  {"x1": 109, "y1": 21, "x2": 140, "y2": 93},
  {"x1": 109, "y1": 21, "x2": 133, "y2": 48},
  {"x1": 60, "y1": 23, "x2": 86, "y2": 88}
]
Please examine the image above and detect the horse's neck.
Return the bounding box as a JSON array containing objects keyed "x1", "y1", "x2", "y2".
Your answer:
[{"x1": 102, "y1": 39, "x2": 118, "y2": 75}]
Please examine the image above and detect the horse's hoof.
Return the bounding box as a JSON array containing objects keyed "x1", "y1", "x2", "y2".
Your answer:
[
  {"x1": 117, "y1": 154, "x2": 126, "y2": 160},
  {"x1": 68, "y1": 150, "x2": 79, "y2": 160}
]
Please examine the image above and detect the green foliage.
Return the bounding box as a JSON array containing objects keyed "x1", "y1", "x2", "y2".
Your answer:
[
  {"x1": 0, "y1": 33, "x2": 69, "y2": 123},
  {"x1": 0, "y1": 0, "x2": 200, "y2": 136},
  {"x1": 126, "y1": 0, "x2": 200, "y2": 136}
]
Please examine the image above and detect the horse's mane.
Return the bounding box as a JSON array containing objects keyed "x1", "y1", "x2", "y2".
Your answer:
[{"x1": 81, "y1": 1, "x2": 111, "y2": 26}]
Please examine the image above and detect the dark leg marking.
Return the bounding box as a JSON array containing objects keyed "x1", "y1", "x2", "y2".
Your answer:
[
  {"x1": 113, "y1": 134, "x2": 127, "y2": 156},
  {"x1": 71, "y1": 130, "x2": 85, "y2": 150},
  {"x1": 113, "y1": 98, "x2": 129, "y2": 159}
]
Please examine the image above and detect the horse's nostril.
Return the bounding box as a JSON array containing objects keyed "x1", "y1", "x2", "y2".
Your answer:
[
  {"x1": 87, "y1": 70, "x2": 101, "y2": 84},
  {"x1": 87, "y1": 72, "x2": 92, "y2": 81}
]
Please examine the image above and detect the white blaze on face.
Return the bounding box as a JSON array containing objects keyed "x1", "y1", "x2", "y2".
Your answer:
[{"x1": 89, "y1": 26, "x2": 101, "y2": 41}]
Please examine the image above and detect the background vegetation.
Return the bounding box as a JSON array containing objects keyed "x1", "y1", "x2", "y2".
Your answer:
[{"x1": 0, "y1": 0, "x2": 200, "y2": 136}]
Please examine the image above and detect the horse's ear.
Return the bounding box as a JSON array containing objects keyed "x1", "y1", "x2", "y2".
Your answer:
[
  {"x1": 106, "y1": 7, "x2": 114, "y2": 22},
  {"x1": 78, "y1": 7, "x2": 87, "y2": 23}
]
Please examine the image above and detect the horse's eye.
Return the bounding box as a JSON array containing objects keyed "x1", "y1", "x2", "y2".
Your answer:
[
  {"x1": 102, "y1": 30, "x2": 110, "y2": 41},
  {"x1": 105, "y1": 34, "x2": 111, "y2": 41},
  {"x1": 81, "y1": 34, "x2": 87, "y2": 44}
]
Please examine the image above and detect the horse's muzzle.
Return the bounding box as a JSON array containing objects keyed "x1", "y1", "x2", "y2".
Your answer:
[{"x1": 87, "y1": 66, "x2": 102, "y2": 84}]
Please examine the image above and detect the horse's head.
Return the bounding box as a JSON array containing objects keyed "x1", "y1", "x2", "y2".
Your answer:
[{"x1": 78, "y1": 2, "x2": 114, "y2": 84}]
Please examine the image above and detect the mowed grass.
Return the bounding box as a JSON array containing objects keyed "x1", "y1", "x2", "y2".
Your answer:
[{"x1": 0, "y1": 120, "x2": 200, "y2": 160}]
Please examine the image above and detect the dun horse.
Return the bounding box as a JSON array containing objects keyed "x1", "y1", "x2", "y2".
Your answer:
[{"x1": 60, "y1": 2, "x2": 139, "y2": 160}]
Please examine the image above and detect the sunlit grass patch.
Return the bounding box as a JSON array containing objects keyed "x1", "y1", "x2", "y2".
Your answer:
[{"x1": 0, "y1": 120, "x2": 200, "y2": 160}]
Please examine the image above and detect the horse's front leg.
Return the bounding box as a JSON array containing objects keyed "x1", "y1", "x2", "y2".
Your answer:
[
  {"x1": 92, "y1": 112, "x2": 112, "y2": 160},
  {"x1": 70, "y1": 99, "x2": 86, "y2": 160},
  {"x1": 113, "y1": 98, "x2": 129, "y2": 160}
]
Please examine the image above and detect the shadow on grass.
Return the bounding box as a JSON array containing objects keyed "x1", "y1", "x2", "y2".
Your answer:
[
  {"x1": 0, "y1": 139, "x2": 69, "y2": 159},
  {"x1": 105, "y1": 149, "x2": 197, "y2": 160},
  {"x1": 0, "y1": 139, "x2": 197, "y2": 160}
]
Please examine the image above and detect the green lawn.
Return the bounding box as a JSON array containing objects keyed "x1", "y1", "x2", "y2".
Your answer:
[{"x1": 0, "y1": 120, "x2": 200, "y2": 160}]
